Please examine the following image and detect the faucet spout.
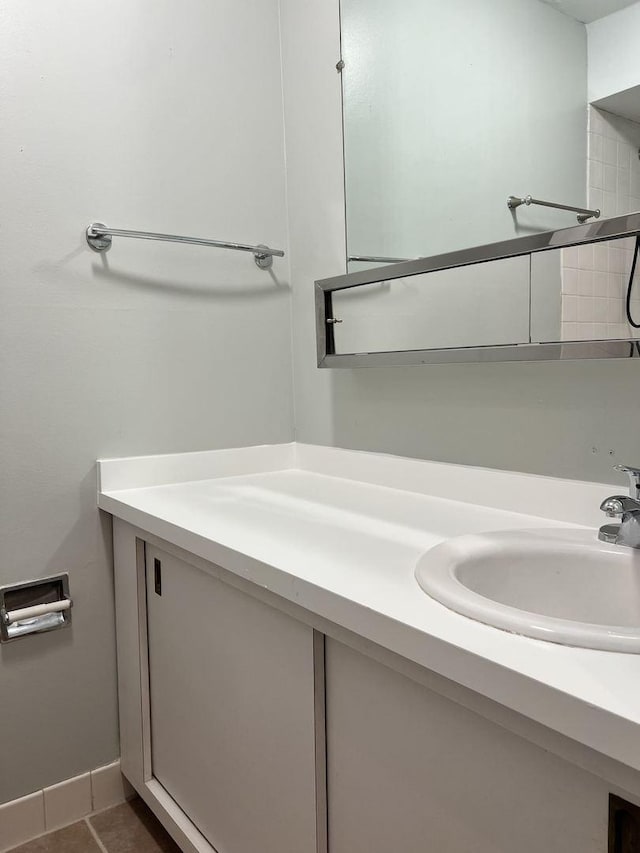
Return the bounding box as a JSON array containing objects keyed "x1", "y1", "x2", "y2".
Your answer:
[{"x1": 617, "y1": 512, "x2": 640, "y2": 549}]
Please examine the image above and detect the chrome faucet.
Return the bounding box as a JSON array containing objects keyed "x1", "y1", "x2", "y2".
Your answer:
[{"x1": 599, "y1": 464, "x2": 640, "y2": 549}]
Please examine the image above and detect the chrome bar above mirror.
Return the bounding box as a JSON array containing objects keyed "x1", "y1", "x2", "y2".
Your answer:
[
  {"x1": 86, "y1": 222, "x2": 285, "y2": 270},
  {"x1": 348, "y1": 255, "x2": 415, "y2": 264},
  {"x1": 507, "y1": 195, "x2": 600, "y2": 224}
]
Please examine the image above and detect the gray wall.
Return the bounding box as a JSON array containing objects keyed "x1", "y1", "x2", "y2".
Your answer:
[
  {"x1": 280, "y1": 0, "x2": 639, "y2": 487},
  {"x1": 0, "y1": 0, "x2": 293, "y2": 803}
]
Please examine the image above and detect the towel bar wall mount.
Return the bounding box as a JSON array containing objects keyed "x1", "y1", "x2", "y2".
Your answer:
[{"x1": 86, "y1": 222, "x2": 285, "y2": 270}]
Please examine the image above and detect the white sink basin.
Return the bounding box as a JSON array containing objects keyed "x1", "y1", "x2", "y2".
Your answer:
[{"x1": 415, "y1": 528, "x2": 640, "y2": 652}]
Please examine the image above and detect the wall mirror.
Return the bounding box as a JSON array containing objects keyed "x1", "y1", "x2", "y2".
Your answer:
[
  {"x1": 317, "y1": 0, "x2": 640, "y2": 366},
  {"x1": 341, "y1": 0, "x2": 639, "y2": 265}
]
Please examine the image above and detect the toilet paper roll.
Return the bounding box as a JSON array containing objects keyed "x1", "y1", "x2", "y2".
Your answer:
[{"x1": 4, "y1": 598, "x2": 72, "y2": 625}]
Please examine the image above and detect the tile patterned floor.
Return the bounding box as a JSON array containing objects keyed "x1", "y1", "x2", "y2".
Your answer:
[{"x1": 8, "y1": 798, "x2": 182, "y2": 853}]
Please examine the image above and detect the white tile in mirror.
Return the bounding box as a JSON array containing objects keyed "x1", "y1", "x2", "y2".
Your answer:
[{"x1": 560, "y1": 106, "x2": 640, "y2": 342}]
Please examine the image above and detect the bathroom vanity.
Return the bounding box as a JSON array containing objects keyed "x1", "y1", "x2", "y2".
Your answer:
[{"x1": 99, "y1": 444, "x2": 640, "y2": 853}]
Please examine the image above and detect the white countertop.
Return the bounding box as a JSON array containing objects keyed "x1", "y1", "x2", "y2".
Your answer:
[{"x1": 98, "y1": 442, "x2": 640, "y2": 773}]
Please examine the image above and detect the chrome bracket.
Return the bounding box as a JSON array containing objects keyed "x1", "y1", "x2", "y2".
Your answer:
[
  {"x1": 86, "y1": 222, "x2": 112, "y2": 252},
  {"x1": 253, "y1": 245, "x2": 274, "y2": 270}
]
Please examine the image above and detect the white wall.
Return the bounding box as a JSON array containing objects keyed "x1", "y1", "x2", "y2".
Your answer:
[
  {"x1": 588, "y1": 2, "x2": 640, "y2": 104},
  {"x1": 280, "y1": 0, "x2": 640, "y2": 485},
  {"x1": 0, "y1": 0, "x2": 293, "y2": 804},
  {"x1": 342, "y1": 0, "x2": 588, "y2": 259}
]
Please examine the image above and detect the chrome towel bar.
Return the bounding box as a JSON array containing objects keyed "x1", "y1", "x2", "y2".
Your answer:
[
  {"x1": 348, "y1": 255, "x2": 414, "y2": 264},
  {"x1": 86, "y1": 222, "x2": 285, "y2": 269},
  {"x1": 507, "y1": 195, "x2": 600, "y2": 224}
]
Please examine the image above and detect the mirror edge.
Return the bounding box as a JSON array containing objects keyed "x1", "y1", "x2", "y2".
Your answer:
[{"x1": 316, "y1": 212, "x2": 640, "y2": 367}]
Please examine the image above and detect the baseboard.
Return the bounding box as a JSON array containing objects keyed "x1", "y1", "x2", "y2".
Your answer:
[{"x1": 0, "y1": 760, "x2": 135, "y2": 852}]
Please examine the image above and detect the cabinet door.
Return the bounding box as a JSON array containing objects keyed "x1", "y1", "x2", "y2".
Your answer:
[
  {"x1": 325, "y1": 639, "x2": 607, "y2": 853},
  {"x1": 146, "y1": 546, "x2": 319, "y2": 853}
]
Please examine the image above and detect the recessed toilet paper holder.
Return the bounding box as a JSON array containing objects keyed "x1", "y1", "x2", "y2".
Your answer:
[{"x1": 0, "y1": 574, "x2": 73, "y2": 642}]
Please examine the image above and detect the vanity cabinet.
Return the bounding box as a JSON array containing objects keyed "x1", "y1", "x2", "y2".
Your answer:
[
  {"x1": 112, "y1": 518, "x2": 636, "y2": 853},
  {"x1": 115, "y1": 529, "x2": 322, "y2": 853}
]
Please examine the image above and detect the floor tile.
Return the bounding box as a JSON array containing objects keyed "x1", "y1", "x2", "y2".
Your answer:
[
  {"x1": 90, "y1": 798, "x2": 181, "y2": 852},
  {"x1": 7, "y1": 820, "x2": 101, "y2": 853}
]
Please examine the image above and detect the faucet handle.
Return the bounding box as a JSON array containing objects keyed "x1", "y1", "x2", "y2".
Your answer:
[
  {"x1": 615, "y1": 464, "x2": 640, "y2": 500},
  {"x1": 601, "y1": 496, "x2": 624, "y2": 518}
]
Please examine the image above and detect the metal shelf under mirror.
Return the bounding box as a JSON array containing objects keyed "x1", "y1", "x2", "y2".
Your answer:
[{"x1": 316, "y1": 214, "x2": 640, "y2": 366}]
